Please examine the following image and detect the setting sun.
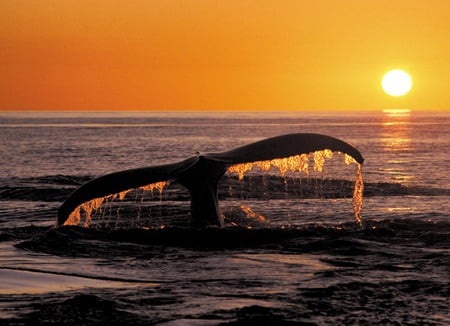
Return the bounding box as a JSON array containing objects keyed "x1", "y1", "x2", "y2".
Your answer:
[{"x1": 382, "y1": 70, "x2": 412, "y2": 97}]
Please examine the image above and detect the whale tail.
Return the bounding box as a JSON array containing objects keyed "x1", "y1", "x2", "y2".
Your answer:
[{"x1": 58, "y1": 133, "x2": 364, "y2": 228}]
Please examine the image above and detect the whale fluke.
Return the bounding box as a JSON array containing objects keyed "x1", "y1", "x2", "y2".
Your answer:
[
  {"x1": 58, "y1": 133, "x2": 364, "y2": 228},
  {"x1": 204, "y1": 133, "x2": 364, "y2": 164}
]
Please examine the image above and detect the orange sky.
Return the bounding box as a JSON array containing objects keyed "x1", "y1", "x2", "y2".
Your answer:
[{"x1": 1, "y1": 0, "x2": 449, "y2": 111}]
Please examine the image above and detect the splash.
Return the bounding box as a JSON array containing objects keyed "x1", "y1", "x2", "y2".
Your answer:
[
  {"x1": 227, "y1": 149, "x2": 364, "y2": 224},
  {"x1": 240, "y1": 205, "x2": 267, "y2": 223},
  {"x1": 63, "y1": 181, "x2": 168, "y2": 227}
]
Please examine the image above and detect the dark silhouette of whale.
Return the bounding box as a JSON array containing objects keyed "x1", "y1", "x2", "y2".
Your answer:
[{"x1": 58, "y1": 133, "x2": 364, "y2": 227}]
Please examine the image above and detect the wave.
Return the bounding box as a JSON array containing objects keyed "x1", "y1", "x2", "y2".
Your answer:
[
  {"x1": 1, "y1": 174, "x2": 449, "y2": 203},
  {"x1": 2, "y1": 219, "x2": 449, "y2": 325},
  {"x1": 12, "y1": 219, "x2": 449, "y2": 257},
  {"x1": 0, "y1": 175, "x2": 90, "y2": 202}
]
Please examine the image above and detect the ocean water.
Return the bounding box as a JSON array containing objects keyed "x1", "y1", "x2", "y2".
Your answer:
[{"x1": 0, "y1": 111, "x2": 449, "y2": 325}]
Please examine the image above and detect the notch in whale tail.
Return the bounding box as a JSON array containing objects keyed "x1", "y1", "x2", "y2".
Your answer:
[{"x1": 58, "y1": 133, "x2": 364, "y2": 228}]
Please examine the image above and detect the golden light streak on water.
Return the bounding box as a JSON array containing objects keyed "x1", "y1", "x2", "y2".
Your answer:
[
  {"x1": 382, "y1": 108, "x2": 411, "y2": 118},
  {"x1": 240, "y1": 205, "x2": 267, "y2": 222}
]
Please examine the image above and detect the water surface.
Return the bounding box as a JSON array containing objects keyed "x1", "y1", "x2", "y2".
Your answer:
[{"x1": 0, "y1": 111, "x2": 448, "y2": 325}]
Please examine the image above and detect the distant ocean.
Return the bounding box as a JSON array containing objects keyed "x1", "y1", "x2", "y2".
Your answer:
[{"x1": 0, "y1": 111, "x2": 449, "y2": 325}]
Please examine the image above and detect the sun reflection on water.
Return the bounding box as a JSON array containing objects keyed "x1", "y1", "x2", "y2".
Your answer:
[
  {"x1": 380, "y1": 109, "x2": 414, "y2": 184},
  {"x1": 382, "y1": 108, "x2": 411, "y2": 118}
]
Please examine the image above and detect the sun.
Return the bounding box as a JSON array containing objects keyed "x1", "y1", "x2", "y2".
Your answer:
[{"x1": 381, "y1": 69, "x2": 412, "y2": 97}]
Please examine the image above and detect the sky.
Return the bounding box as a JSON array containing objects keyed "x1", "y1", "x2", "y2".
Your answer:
[{"x1": 1, "y1": 0, "x2": 449, "y2": 112}]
